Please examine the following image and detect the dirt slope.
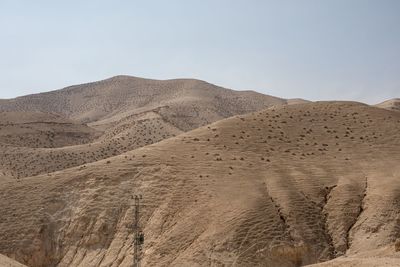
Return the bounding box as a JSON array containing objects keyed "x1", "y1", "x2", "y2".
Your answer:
[
  {"x1": 0, "y1": 76, "x2": 287, "y2": 131},
  {"x1": 0, "y1": 101, "x2": 399, "y2": 266},
  {"x1": 375, "y1": 98, "x2": 400, "y2": 112},
  {"x1": 0, "y1": 76, "x2": 293, "y2": 180},
  {"x1": 0, "y1": 254, "x2": 27, "y2": 267},
  {"x1": 0, "y1": 112, "x2": 98, "y2": 148},
  {"x1": 0, "y1": 111, "x2": 182, "y2": 179},
  {"x1": 308, "y1": 246, "x2": 400, "y2": 266}
]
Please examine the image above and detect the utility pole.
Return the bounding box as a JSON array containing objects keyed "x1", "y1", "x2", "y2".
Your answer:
[{"x1": 133, "y1": 195, "x2": 144, "y2": 267}]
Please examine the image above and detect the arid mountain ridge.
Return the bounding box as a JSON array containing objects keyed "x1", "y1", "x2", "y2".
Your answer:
[
  {"x1": 0, "y1": 76, "x2": 399, "y2": 267},
  {"x1": 0, "y1": 75, "x2": 293, "y2": 127},
  {"x1": 0, "y1": 76, "x2": 301, "y2": 180}
]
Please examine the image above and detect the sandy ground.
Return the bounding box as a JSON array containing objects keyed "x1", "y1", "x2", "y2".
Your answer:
[
  {"x1": 308, "y1": 246, "x2": 400, "y2": 266},
  {"x1": 375, "y1": 98, "x2": 400, "y2": 112},
  {"x1": 0, "y1": 76, "x2": 292, "y2": 180},
  {"x1": 0, "y1": 75, "x2": 290, "y2": 127},
  {"x1": 0, "y1": 100, "x2": 399, "y2": 266},
  {"x1": 0, "y1": 111, "x2": 98, "y2": 148},
  {"x1": 0, "y1": 254, "x2": 27, "y2": 267}
]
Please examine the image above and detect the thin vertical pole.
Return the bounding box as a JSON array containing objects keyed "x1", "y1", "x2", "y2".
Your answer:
[{"x1": 133, "y1": 195, "x2": 142, "y2": 267}]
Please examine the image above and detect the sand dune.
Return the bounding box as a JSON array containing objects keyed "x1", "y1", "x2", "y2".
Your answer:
[{"x1": 0, "y1": 101, "x2": 399, "y2": 266}]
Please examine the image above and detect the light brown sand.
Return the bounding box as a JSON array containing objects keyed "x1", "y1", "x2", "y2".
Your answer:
[
  {"x1": 0, "y1": 100, "x2": 399, "y2": 266},
  {"x1": 0, "y1": 254, "x2": 26, "y2": 267},
  {"x1": 375, "y1": 98, "x2": 400, "y2": 112},
  {"x1": 0, "y1": 76, "x2": 291, "y2": 180}
]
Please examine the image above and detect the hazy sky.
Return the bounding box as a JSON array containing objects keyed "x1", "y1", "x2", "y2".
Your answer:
[{"x1": 0, "y1": 0, "x2": 399, "y2": 103}]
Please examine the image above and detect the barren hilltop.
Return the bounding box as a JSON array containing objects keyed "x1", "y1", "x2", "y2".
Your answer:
[
  {"x1": 376, "y1": 98, "x2": 400, "y2": 112},
  {"x1": 0, "y1": 77, "x2": 399, "y2": 267},
  {"x1": 0, "y1": 76, "x2": 295, "y2": 180},
  {"x1": 0, "y1": 75, "x2": 290, "y2": 127}
]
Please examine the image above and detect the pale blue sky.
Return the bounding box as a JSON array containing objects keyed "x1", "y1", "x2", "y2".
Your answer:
[{"x1": 0, "y1": 0, "x2": 399, "y2": 103}]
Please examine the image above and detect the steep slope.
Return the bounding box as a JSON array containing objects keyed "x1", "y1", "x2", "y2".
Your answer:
[
  {"x1": 0, "y1": 101, "x2": 399, "y2": 267},
  {"x1": 0, "y1": 76, "x2": 287, "y2": 131},
  {"x1": 0, "y1": 254, "x2": 27, "y2": 267},
  {"x1": 376, "y1": 98, "x2": 400, "y2": 112},
  {"x1": 0, "y1": 112, "x2": 98, "y2": 148}
]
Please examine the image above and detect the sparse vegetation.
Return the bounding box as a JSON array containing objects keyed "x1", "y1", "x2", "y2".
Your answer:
[{"x1": 0, "y1": 79, "x2": 399, "y2": 267}]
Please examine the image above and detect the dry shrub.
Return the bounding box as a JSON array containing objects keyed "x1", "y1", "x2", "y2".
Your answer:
[{"x1": 395, "y1": 239, "x2": 400, "y2": 252}]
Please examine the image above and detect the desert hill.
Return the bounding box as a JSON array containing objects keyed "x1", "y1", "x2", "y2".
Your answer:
[
  {"x1": 376, "y1": 98, "x2": 400, "y2": 112},
  {"x1": 0, "y1": 101, "x2": 399, "y2": 266},
  {"x1": 0, "y1": 112, "x2": 99, "y2": 148},
  {"x1": 0, "y1": 76, "x2": 296, "y2": 180},
  {"x1": 0, "y1": 110, "x2": 182, "y2": 179},
  {"x1": 0, "y1": 76, "x2": 289, "y2": 131}
]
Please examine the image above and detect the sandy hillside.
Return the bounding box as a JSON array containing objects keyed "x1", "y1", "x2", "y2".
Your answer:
[
  {"x1": 0, "y1": 112, "x2": 99, "y2": 148},
  {"x1": 0, "y1": 110, "x2": 183, "y2": 179},
  {"x1": 0, "y1": 76, "x2": 295, "y2": 180},
  {"x1": 0, "y1": 101, "x2": 399, "y2": 267},
  {"x1": 0, "y1": 254, "x2": 27, "y2": 267},
  {"x1": 0, "y1": 76, "x2": 290, "y2": 130},
  {"x1": 376, "y1": 98, "x2": 400, "y2": 112},
  {"x1": 307, "y1": 245, "x2": 400, "y2": 266}
]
